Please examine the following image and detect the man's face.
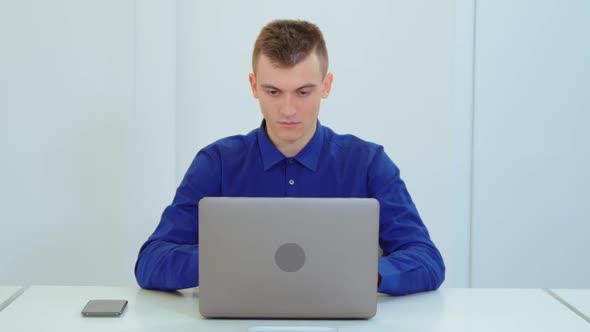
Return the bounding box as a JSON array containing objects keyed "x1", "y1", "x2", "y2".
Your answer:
[{"x1": 249, "y1": 53, "x2": 333, "y2": 152}]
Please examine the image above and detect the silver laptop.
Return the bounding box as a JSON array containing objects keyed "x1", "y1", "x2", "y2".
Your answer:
[{"x1": 198, "y1": 197, "x2": 380, "y2": 319}]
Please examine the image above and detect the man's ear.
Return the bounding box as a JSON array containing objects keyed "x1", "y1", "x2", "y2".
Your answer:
[
  {"x1": 249, "y1": 73, "x2": 258, "y2": 99},
  {"x1": 321, "y1": 72, "x2": 334, "y2": 99}
]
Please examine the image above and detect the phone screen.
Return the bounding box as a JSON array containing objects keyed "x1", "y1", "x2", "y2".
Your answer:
[{"x1": 81, "y1": 299, "x2": 128, "y2": 317}]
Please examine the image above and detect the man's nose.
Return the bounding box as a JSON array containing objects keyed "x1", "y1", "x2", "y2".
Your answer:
[{"x1": 280, "y1": 95, "x2": 297, "y2": 117}]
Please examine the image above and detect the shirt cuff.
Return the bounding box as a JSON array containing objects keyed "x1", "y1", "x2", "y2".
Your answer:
[{"x1": 377, "y1": 256, "x2": 399, "y2": 294}]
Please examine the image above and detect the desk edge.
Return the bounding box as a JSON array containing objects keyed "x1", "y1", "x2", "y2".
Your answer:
[
  {"x1": 0, "y1": 286, "x2": 28, "y2": 312},
  {"x1": 545, "y1": 289, "x2": 590, "y2": 323}
]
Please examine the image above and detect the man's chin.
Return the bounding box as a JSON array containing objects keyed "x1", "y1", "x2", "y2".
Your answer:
[
  {"x1": 274, "y1": 131, "x2": 304, "y2": 143},
  {"x1": 277, "y1": 134, "x2": 300, "y2": 143}
]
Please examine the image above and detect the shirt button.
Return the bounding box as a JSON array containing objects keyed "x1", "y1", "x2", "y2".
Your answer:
[
  {"x1": 288, "y1": 158, "x2": 294, "y2": 164},
  {"x1": 289, "y1": 179, "x2": 295, "y2": 185}
]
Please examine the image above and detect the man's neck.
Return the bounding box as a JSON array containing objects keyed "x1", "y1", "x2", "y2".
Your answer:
[
  {"x1": 268, "y1": 124, "x2": 317, "y2": 158},
  {"x1": 276, "y1": 141, "x2": 307, "y2": 158}
]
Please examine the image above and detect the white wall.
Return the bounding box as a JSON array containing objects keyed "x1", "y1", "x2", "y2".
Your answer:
[
  {"x1": 1, "y1": 0, "x2": 587, "y2": 289},
  {"x1": 471, "y1": 0, "x2": 590, "y2": 287},
  {"x1": 0, "y1": 0, "x2": 176, "y2": 285},
  {"x1": 177, "y1": 0, "x2": 469, "y2": 287}
]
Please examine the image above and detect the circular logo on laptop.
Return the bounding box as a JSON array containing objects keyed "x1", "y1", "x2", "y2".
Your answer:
[{"x1": 275, "y1": 243, "x2": 306, "y2": 272}]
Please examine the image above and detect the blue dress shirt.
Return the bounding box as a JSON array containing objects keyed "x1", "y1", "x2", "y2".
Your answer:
[{"x1": 135, "y1": 121, "x2": 445, "y2": 295}]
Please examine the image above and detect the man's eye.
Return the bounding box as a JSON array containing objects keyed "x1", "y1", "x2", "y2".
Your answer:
[
  {"x1": 298, "y1": 90, "x2": 310, "y2": 97},
  {"x1": 266, "y1": 90, "x2": 279, "y2": 96}
]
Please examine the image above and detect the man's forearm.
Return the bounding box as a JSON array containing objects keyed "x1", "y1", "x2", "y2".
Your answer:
[
  {"x1": 135, "y1": 240, "x2": 200, "y2": 291},
  {"x1": 377, "y1": 244, "x2": 445, "y2": 296}
]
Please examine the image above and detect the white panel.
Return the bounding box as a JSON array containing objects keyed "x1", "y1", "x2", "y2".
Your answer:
[
  {"x1": 472, "y1": 0, "x2": 590, "y2": 287},
  {"x1": 177, "y1": 0, "x2": 468, "y2": 286},
  {"x1": 0, "y1": 0, "x2": 176, "y2": 285},
  {"x1": 0, "y1": 0, "x2": 134, "y2": 285}
]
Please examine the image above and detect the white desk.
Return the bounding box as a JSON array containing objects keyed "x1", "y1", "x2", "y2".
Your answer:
[
  {"x1": 0, "y1": 286, "x2": 24, "y2": 312},
  {"x1": 0, "y1": 287, "x2": 588, "y2": 331},
  {"x1": 550, "y1": 289, "x2": 590, "y2": 322}
]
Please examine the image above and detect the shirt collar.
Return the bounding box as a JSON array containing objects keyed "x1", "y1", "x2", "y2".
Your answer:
[
  {"x1": 257, "y1": 120, "x2": 324, "y2": 172},
  {"x1": 257, "y1": 120, "x2": 285, "y2": 171}
]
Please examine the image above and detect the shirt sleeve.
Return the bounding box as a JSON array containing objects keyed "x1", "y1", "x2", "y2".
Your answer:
[
  {"x1": 367, "y1": 146, "x2": 446, "y2": 295},
  {"x1": 135, "y1": 149, "x2": 221, "y2": 290}
]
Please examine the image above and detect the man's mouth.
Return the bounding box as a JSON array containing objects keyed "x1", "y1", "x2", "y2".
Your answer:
[{"x1": 278, "y1": 121, "x2": 300, "y2": 128}]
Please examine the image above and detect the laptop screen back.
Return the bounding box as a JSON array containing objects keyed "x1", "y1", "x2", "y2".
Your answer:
[{"x1": 198, "y1": 197, "x2": 380, "y2": 319}]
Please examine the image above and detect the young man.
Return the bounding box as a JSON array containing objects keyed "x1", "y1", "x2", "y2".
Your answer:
[{"x1": 135, "y1": 20, "x2": 445, "y2": 296}]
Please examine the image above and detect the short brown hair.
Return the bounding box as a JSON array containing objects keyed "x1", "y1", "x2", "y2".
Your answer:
[{"x1": 252, "y1": 20, "x2": 329, "y2": 77}]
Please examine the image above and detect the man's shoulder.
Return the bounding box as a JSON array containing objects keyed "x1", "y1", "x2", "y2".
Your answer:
[
  {"x1": 200, "y1": 128, "x2": 258, "y2": 156},
  {"x1": 322, "y1": 125, "x2": 382, "y2": 153},
  {"x1": 321, "y1": 125, "x2": 392, "y2": 171}
]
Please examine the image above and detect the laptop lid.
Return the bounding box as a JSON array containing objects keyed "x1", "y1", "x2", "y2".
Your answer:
[{"x1": 198, "y1": 197, "x2": 380, "y2": 319}]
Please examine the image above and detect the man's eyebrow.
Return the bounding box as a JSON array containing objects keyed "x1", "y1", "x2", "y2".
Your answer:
[
  {"x1": 296, "y1": 83, "x2": 317, "y2": 90},
  {"x1": 260, "y1": 84, "x2": 280, "y2": 90},
  {"x1": 260, "y1": 83, "x2": 317, "y2": 91}
]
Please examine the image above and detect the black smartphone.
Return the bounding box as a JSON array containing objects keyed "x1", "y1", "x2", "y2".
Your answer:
[{"x1": 81, "y1": 299, "x2": 128, "y2": 317}]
